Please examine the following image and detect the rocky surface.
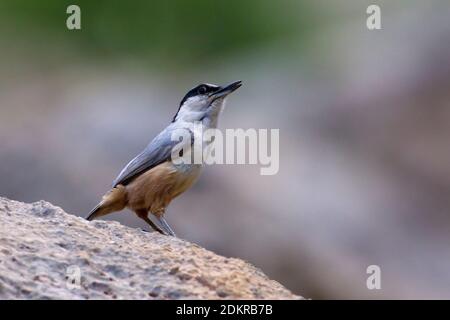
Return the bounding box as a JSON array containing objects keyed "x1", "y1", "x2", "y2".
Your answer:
[{"x1": 0, "y1": 197, "x2": 301, "y2": 299}]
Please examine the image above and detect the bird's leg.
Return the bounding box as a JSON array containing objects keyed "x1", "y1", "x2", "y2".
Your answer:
[
  {"x1": 154, "y1": 215, "x2": 177, "y2": 237},
  {"x1": 143, "y1": 216, "x2": 165, "y2": 235},
  {"x1": 135, "y1": 209, "x2": 165, "y2": 234}
]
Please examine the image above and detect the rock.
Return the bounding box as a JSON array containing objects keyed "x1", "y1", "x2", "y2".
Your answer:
[{"x1": 0, "y1": 197, "x2": 301, "y2": 299}]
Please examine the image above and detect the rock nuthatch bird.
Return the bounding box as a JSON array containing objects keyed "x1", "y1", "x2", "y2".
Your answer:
[{"x1": 86, "y1": 81, "x2": 242, "y2": 236}]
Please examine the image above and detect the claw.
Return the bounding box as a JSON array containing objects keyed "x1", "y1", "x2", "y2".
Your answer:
[{"x1": 155, "y1": 216, "x2": 176, "y2": 237}]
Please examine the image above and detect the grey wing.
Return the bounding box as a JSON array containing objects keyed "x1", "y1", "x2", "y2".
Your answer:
[{"x1": 112, "y1": 130, "x2": 180, "y2": 187}]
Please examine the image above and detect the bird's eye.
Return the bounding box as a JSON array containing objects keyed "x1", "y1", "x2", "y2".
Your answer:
[{"x1": 198, "y1": 86, "x2": 207, "y2": 95}]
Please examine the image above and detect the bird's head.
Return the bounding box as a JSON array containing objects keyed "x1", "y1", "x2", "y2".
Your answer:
[{"x1": 172, "y1": 81, "x2": 242, "y2": 124}]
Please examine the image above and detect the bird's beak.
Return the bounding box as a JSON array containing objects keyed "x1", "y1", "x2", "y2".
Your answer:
[{"x1": 210, "y1": 80, "x2": 242, "y2": 100}]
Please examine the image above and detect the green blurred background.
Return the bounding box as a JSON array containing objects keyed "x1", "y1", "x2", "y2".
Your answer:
[
  {"x1": 0, "y1": 0, "x2": 313, "y2": 67},
  {"x1": 1, "y1": 0, "x2": 450, "y2": 299}
]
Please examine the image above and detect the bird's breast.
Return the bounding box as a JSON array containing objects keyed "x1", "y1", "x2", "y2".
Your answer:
[{"x1": 126, "y1": 161, "x2": 202, "y2": 214}]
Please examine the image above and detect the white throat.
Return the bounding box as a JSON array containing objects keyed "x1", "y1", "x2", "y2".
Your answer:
[{"x1": 174, "y1": 97, "x2": 226, "y2": 129}]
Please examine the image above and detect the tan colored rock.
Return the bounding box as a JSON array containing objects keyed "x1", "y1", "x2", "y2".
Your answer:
[{"x1": 0, "y1": 197, "x2": 301, "y2": 299}]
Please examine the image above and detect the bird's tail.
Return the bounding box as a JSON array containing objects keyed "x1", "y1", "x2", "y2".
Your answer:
[
  {"x1": 86, "y1": 203, "x2": 104, "y2": 221},
  {"x1": 86, "y1": 186, "x2": 127, "y2": 221}
]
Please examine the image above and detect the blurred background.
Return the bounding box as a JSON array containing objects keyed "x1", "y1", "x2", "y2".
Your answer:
[{"x1": 1, "y1": 0, "x2": 450, "y2": 299}]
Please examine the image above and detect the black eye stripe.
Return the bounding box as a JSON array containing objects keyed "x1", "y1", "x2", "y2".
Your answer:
[
  {"x1": 172, "y1": 83, "x2": 220, "y2": 122},
  {"x1": 178, "y1": 84, "x2": 219, "y2": 106}
]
